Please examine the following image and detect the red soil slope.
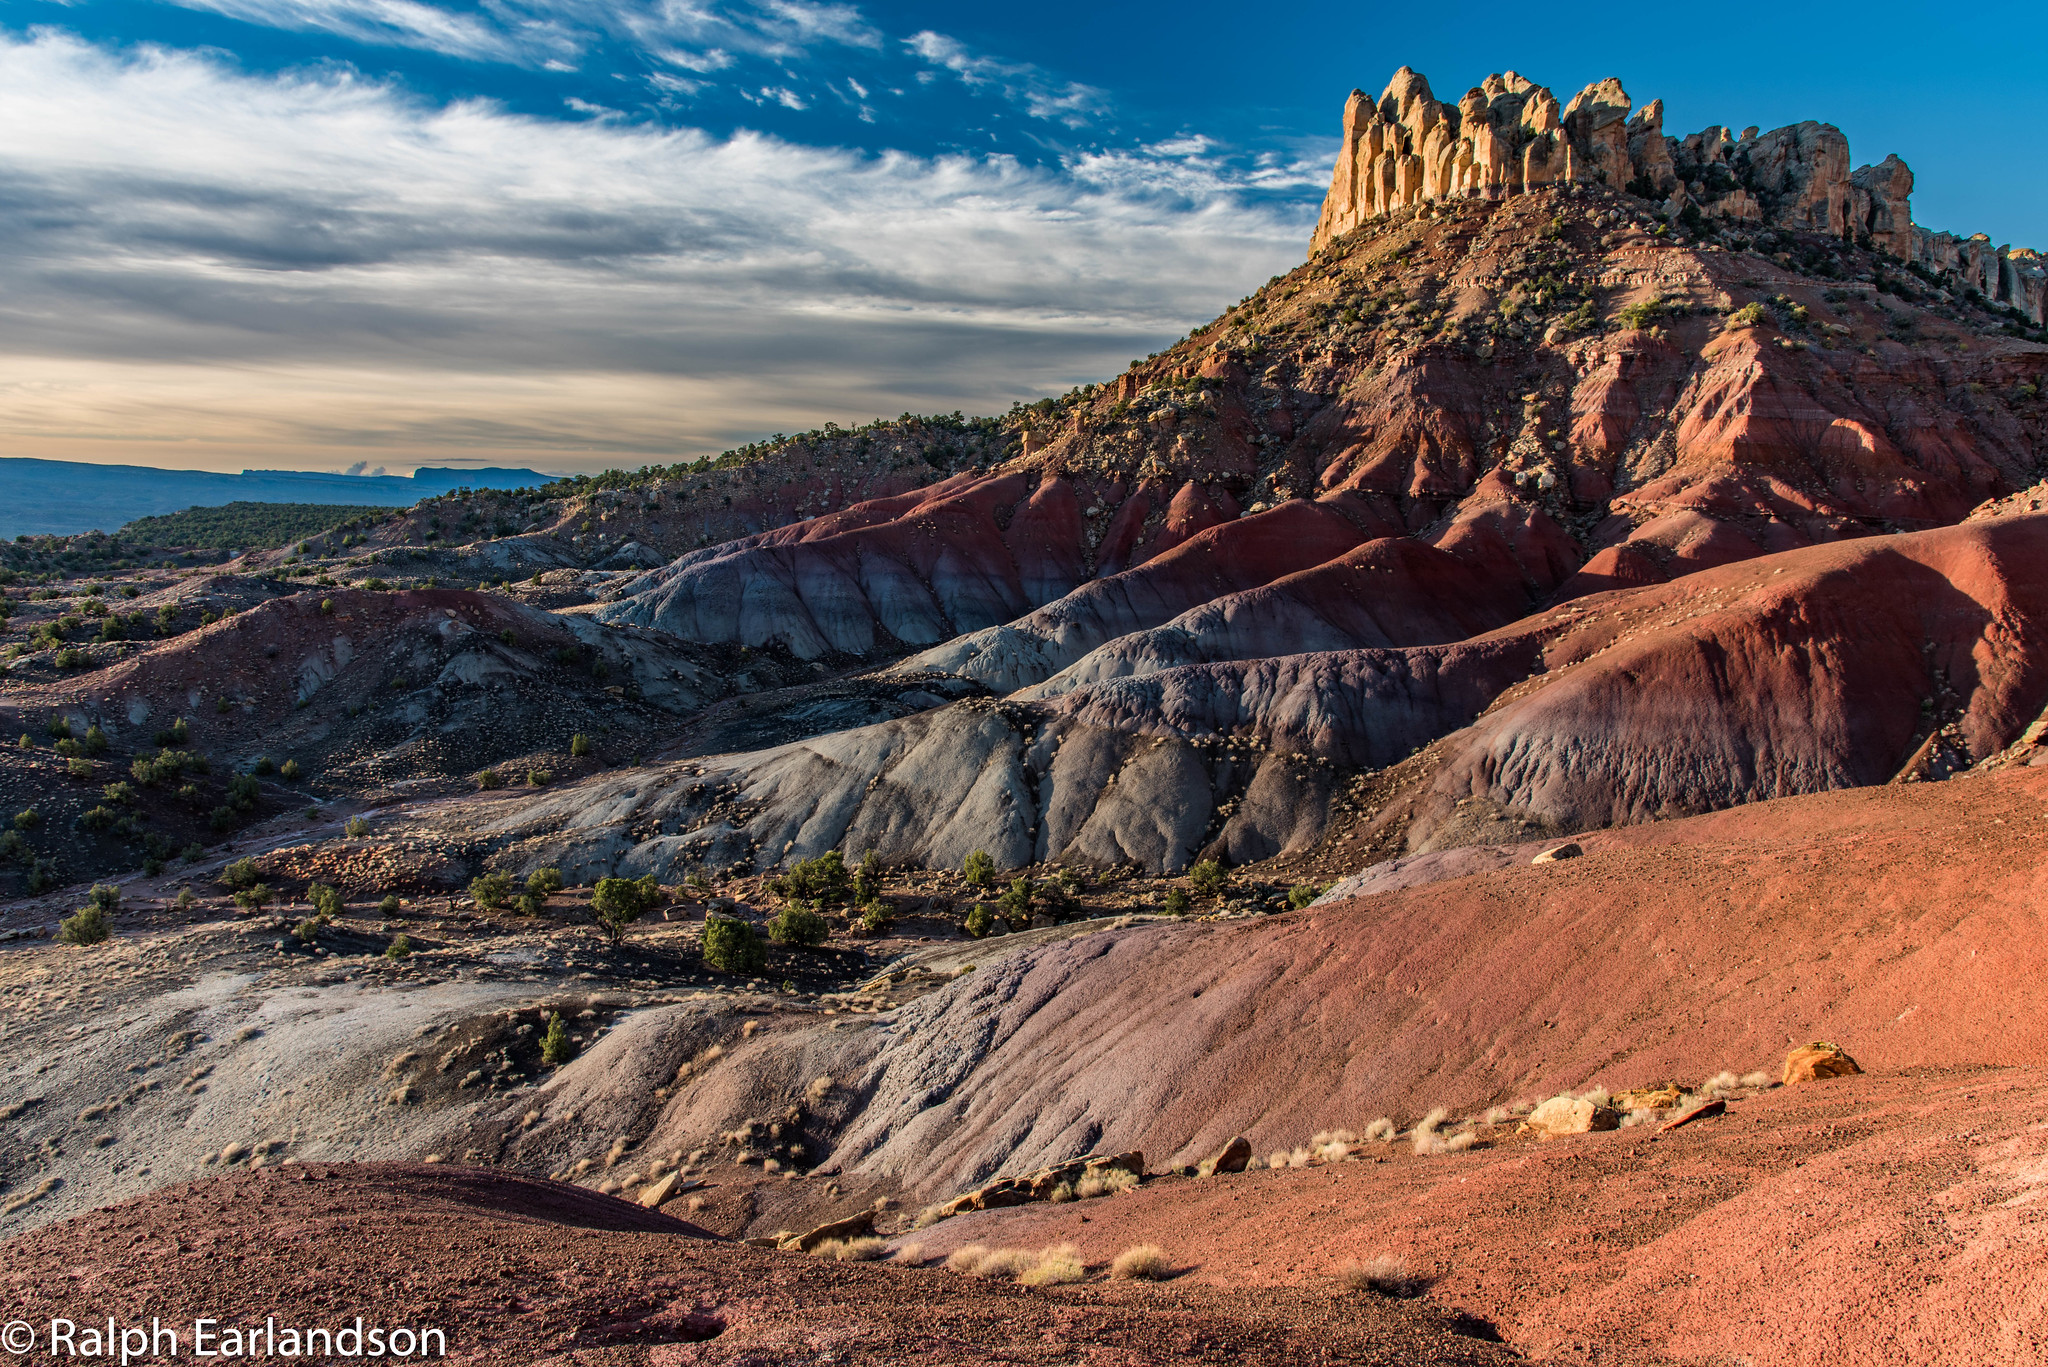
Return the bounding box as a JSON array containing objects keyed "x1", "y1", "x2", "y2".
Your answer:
[
  {"x1": 0, "y1": 1164, "x2": 1518, "y2": 1366},
  {"x1": 814, "y1": 764, "x2": 2048, "y2": 1201},
  {"x1": 919, "y1": 1066, "x2": 2048, "y2": 1367}
]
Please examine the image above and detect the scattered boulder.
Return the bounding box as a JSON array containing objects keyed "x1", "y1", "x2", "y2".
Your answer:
[
  {"x1": 929, "y1": 1151, "x2": 1144, "y2": 1219},
  {"x1": 1613, "y1": 1084, "x2": 1683, "y2": 1111},
  {"x1": 636, "y1": 1171, "x2": 684, "y2": 1209},
  {"x1": 1782, "y1": 1041, "x2": 1862, "y2": 1085},
  {"x1": 1196, "y1": 1135, "x2": 1252, "y2": 1177},
  {"x1": 1531, "y1": 842, "x2": 1583, "y2": 865},
  {"x1": 778, "y1": 1209, "x2": 874, "y2": 1253},
  {"x1": 1517, "y1": 1097, "x2": 1620, "y2": 1138}
]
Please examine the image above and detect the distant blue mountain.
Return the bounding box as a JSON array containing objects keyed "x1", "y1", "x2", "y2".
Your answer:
[{"x1": 0, "y1": 459, "x2": 556, "y2": 539}]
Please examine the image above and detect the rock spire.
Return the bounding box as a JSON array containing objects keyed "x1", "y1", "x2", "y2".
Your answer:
[{"x1": 1312, "y1": 67, "x2": 2044, "y2": 324}]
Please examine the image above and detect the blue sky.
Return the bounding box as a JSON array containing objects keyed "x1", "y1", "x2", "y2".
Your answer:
[{"x1": 0, "y1": 0, "x2": 2040, "y2": 474}]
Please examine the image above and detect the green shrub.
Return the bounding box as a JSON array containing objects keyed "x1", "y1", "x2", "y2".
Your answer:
[
  {"x1": 1188, "y1": 858, "x2": 1229, "y2": 898},
  {"x1": 252, "y1": 755, "x2": 275, "y2": 776},
  {"x1": 1163, "y1": 887, "x2": 1192, "y2": 915},
  {"x1": 540, "y1": 1012, "x2": 575, "y2": 1065},
  {"x1": 385, "y1": 934, "x2": 412, "y2": 960},
  {"x1": 307, "y1": 881, "x2": 343, "y2": 918},
  {"x1": 569, "y1": 732, "x2": 592, "y2": 757},
  {"x1": 14, "y1": 807, "x2": 39, "y2": 830},
  {"x1": 768, "y1": 851, "x2": 852, "y2": 909},
  {"x1": 592, "y1": 873, "x2": 659, "y2": 946},
  {"x1": 87, "y1": 883, "x2": 121, "y2": 914},
  {"x1": 227, "y1": 774, "x2": 260, "y2": 810},
  {"x1": 1287, "y1": 883, "x2": 1327, "y2": 910},
  {"x1": 476, "y1": 768, "x2": 502, "y2": 790},
  {"x1": 378, "y1": 893, "x2": 401, "y2": 916},
  {"x1": 965, "y1": 902, "x2": 993, "y2": 938},
  {"x1": 963, "y1": 849, "x2": 998, "y2": 889},
  {"x1": 57, "y1": 904, "x2": 110, "y2": 945},
  {"x1": 222, "y1": 857, "x2": 261, "y2": 890},
  {"x1": 702, "y1": 913, "x2": 766, "y2": 972},
  {"x1": 768, "y1": 901, "x2": 831, "y2": 947},
  {"x1": 291, "y1": 915, "x2": 319, "y2": 944},
  {"x1": 45, "y1": 716, "x2": 71, "y2": 739},
  {"x1": 526, "y1": 867, "x2": 563, "y2": 898},
  {"x1": 526, "y1": 768, "x2": 552, "y2": 786},
  {"x1": 181, "y1": 841, "x2": 204, "y2": 862},
  {"x1": 345, "y1": 816, "x2": 369, "y2": 838},
  {"x1": 53, "y1": 647, "x2": 87, "y2": 669},
  {"x1": 77, "y1": 804, "x2": 119, "y2": 831},
  {"x1": 852, "y1": 850, "x2": 882, "y2": 904},
  {"x1": 1726, "y1": 301, "x2": 1769, "y2": 329},
  {"x1": 998, "y1": 875, "x2": 1034, "y2": 923},
  {"x1": 280, "y1": 759, "x2": 301, "y2": 781},
  {"x1": 174, "y1": 887, "x2": 196, "y2": 910},
  {"x1": 1615, "y1": 295, "x2": 1673, "y2": 331},
  {"x1": 235, "y1": 884, "x2": 275, "y2": 910},
  {"x1": 858, "y1": 901, "x2": 892, "y2": 934},
  {"x1": 469, "y1": 870, "x2": 515, "y2": 911}
]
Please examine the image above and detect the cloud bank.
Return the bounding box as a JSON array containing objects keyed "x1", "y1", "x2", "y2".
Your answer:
[{"x1": 0, "y1": 29, "x2": 1319, "y2": 472}]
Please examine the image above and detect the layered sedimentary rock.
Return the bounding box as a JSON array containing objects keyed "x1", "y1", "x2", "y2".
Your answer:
[{"x1": 1312, "y1": 66, "x2": 2042, "y2": 324}]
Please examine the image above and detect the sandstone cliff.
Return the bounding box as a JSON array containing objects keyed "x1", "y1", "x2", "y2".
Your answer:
[{"x1": 1313, "y1": 67, "x2": 2044, "y2": 326}]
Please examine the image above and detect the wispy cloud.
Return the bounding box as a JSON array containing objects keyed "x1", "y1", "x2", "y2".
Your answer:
[
  {"x1": 0, "y1": 31, "x2": 1313, "y2": 470},
  {"x1": 904, "y1": 30, "x2": 1107, "y2": 127},
  {"x1": 165, "y1": 0, "x2": 881, "y2": 69}
]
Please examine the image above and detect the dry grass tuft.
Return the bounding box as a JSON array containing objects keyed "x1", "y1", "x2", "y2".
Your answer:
[
  {"x1": 891, "y1": 1242, "x2": 926, "y2": 1265},
  {"x1": 1409, "y1": 1106, "x2": 1449, "y2": 1155},
  {"x1": 1739, "y1": 1070, "x2": 1773, "y2": 1089},
  {"x1": 1075, "y1": 1168, "x2": 1136, "y2": 1199},
  {"x1": 1047, "y1": 1181, "x2": 1076, "y2": 1203},
  {"x1": 1340, "y1": 1255, "x2": 1424, "y2": 1297},
  {"x1": 1017, "y1": 1243, "x2": 1086, "y2": 1286},
  {"x1": 1268, "y1": 1150, "x2": 1292, "y2": 1170},
  {"x1": 1482, "y1": 1106, "x2": 1513, "y2": 1126},
  {"x1": 813, "y1": 1236, "x2": 887, "y2": 1262},
  {"x1": 1700, "y1": 1071, "x2": 1740, "y2": 1096},
  {"x1": 970, "y1": 1247, "x2": 1040, "y2": 1280},
  {"x1": 1110, "y1": 1244, "x2": 1173, "y2": 1280},
  {"x1": 946, "y1": 1243, "x2": 991, "y2": 1273}
]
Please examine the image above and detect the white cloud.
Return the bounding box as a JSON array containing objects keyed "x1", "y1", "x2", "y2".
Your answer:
[
  {"x1": 0, "y1": 31, "x2": 1315, "y2": 470},
  {"x1": 904, "y1": 30, "x2": 1107, "y2": 127},
  {"x1": 166, "y1": 0, "x2": 881, "y2": 68}
]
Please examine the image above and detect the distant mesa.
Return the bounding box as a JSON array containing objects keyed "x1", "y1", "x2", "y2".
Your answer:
[
  {"x1": 1314, "y1": 66, "x2": 2045, "y2": 325},
  {"x1": 0, "y1": 458, "x2": 553, "y2": 540}
]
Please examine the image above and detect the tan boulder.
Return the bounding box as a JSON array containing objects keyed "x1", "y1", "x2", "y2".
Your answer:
[
  {"x1": 778, "y1": 1208, "x2": 874, "y2": 1252},
  {"x1": 1196, "y1": 1135, "x2": 1252, "y2": 1176},
  {"x1": 1531, "y1": 842, "x2": 1583, "y2": 864},
  {"x1": 636, "y1": 1171, "x2": 701, "y2": 1209},
  {"x1": 1518, "y1": 1096, "x2": 1621, "y2": 1138},
  {"x1": 1782, "y1": 1041, "x2": 1861, "y2": 1085},
  {"x1": 1612, "y1": 1084, "x2": 1683, "y2": 1111}
]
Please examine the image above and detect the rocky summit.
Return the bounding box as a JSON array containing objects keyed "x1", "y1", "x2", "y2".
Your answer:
[{"x1": 1, "y1": 66, "x2": 2045, "y2": 1367}]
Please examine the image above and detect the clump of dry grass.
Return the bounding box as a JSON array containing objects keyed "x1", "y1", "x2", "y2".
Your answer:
[
  {"x1": 1739, "y1": 1070, "x2": 1772, "y2": 1089},
  {"x1": 1075, "y1": 1167, "x2": 1136, "y2": 1199},
  {"x1": 1110, "y1": 1244, "x2": 1172, "y2": 1280},
  {"x1": 948, "y1": 1243, "x2": 1089, "y2": 1283},
  {"x1": 891, "y1": 1242, "x2": 926, "y2": 1265},
  {"x1": 1365, "y1": 1117, "x2": 1396, "y2": 1142},
  {"x1": 813, "y1": 1236, "x2": 887, "y2": 1262},
  {"x1": 1267, "y1": 1149, "x2": 1292, "y2": 1170},
  {"x1": 1017, "y1": 1244, "x2": 1086, "y2": 1286},
  {"x1": 1339, "y1": 1255, "x2": 1424, "y2": 1297},
  {"x1": 1047, "y1": 1181, "x2": 1076, "y2": 1203},
  {"x1": 946, "y1": 1243, "x2": 991, "y2": 1273},
  {"x1": 1699, "y1": 1071, "x2": 1740, "y2": 1096},
  {"x1": 1409, "y1": 1107, "x2": 1448, "y2": 1155}
]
